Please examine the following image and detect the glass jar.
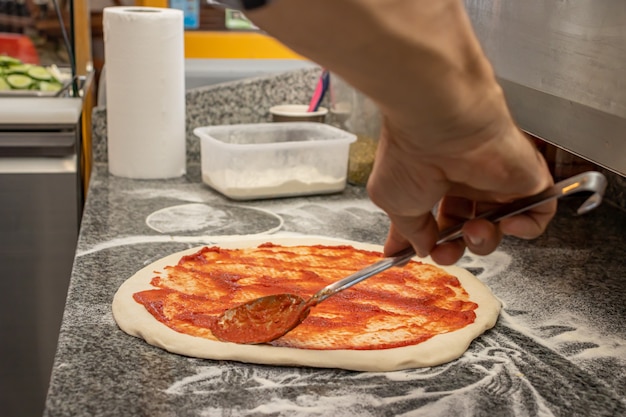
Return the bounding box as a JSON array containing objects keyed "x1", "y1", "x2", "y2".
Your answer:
[{"x1": 329, "y1": 75, "x2": 381, "y2": 185}]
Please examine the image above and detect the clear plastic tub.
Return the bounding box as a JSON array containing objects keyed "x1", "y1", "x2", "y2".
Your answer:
[{"x1": 193, "y1": 122, "x2": 357, "y2": 200}]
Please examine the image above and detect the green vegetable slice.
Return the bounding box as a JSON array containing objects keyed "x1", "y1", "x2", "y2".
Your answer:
[
  {"x1": 6, "y1": 64, "x2": 32, "y2": 74},
  {"x1": 0, "y1": 55, "x2": 21, "y2": 67},
  {"x1": 6, "y1": 74, "x2": 33, "y2": 89},
  {"x1": 27, "y1": 66, "x2": 53, "y2": 81},
  {"x1": 38, "y1": 80, "x2": 62, "y2": 92},
  {"x1": 0, "y1": 77, "x2": 10, "y2": 91}
]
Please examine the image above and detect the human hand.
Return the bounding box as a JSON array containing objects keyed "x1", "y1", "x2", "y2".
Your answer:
[{"x1": 367, "y1": 117, "x2": 556, "y2": 265}]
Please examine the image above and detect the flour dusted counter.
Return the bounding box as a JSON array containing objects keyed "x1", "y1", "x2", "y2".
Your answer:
[
  {"x1": 44, "y1": 70, "x2": 626, "y2": 416},
  {"x1": 43, "y1": 162, "x2": 626, "y2": 416}
]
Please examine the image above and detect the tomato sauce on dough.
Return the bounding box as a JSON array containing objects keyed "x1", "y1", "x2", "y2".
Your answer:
[{"x1": 133, "y1": 244, "x2": 477, "y2": 350}]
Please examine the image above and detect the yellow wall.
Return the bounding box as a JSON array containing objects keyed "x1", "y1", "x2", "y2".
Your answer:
[{"x1": 135, "y1": 0, "x2": 303, "y2": 59}]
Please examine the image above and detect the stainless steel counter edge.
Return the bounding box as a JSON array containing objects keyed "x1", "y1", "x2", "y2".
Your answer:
[{"x1": 0, "y1": 97, "x2": 83, "y2": 125}]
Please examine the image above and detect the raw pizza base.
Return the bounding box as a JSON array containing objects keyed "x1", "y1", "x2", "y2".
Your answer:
[{"x1": 112, "y1": 235, "x2": 501, "y2": 372}]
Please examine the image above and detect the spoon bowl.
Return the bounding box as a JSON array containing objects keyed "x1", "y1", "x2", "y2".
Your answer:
[{"x1": 212, "y1": 294, "x2": 309, "y2": 344}]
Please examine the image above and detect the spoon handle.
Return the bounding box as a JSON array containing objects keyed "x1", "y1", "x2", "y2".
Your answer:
[{"x1": 308, "y1": 171, "x2": 606, "y2": 306}]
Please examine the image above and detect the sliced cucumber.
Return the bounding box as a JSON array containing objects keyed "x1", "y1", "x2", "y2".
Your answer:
[
  {"x1": 6, "y1": 74, "x2": 33, "y2": 89},
  {"x1": 38, "y1": 80, "x2": 62, "y2": 92},
  {"x1": 0, "y1": 55, "x2": 21, "y2": 67},
  {"x1": 0, "y1": 56, "x2": 67, "y2": 93},
  {"x1": 27, "y1": 66, "x2": 53, "y2": 81},
  {"x1": 5, "y1": 64, "x2": 32, "y2": 74},
  {"x1": 0, "y1": 77, "x2": 10, "y2": 91}
]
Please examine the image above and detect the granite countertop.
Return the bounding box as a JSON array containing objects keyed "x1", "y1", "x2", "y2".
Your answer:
[{"x1": 44, "y1": 70, "x2": 626, "y2": 416}]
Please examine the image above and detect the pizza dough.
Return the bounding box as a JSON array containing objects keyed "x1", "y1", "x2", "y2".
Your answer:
[{"x1": 112, "y1": 236, "x2": 501, "y2": 372}]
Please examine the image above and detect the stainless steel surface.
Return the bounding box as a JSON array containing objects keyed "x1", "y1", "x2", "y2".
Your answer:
[
  {"x1": 0, "y1": 129, "x2": 77, "y2": 157},
  {"x1": 0, "y1": 158, "x2": 80, "y2": 417},
  {"x1": 464, "y1": 0, "x2": 626, "y2": 175},
  {"x1": 0, "y1": 121, "x2": 82, "y2": 416},
  {"x1": 0, "y1": 97, "x2": 83, "y2": 125}
]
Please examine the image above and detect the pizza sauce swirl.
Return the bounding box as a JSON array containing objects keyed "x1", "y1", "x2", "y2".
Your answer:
[{"x1": 133, "y1": 244, "x2": 477, "y2": 350}]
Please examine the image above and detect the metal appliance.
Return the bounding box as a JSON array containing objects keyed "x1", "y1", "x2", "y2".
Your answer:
[
  {"x1": 0, "y1": 96, "x2": 84, "y2": 417},
  {"x1": 464, "y1": 0, "x2": 626, "y2": 176}
]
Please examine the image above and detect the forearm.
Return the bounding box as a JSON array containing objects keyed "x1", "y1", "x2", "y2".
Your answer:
[{"x1": 247, "y1": 0, "x2": 509, "y2": 147}]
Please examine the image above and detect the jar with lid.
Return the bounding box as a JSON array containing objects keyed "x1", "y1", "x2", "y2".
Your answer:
[{"x1": 329, "y1": 75, "x2": 381, "y2": 185}]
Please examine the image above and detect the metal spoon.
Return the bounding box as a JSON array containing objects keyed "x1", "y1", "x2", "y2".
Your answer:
[{"x1": 211, "y1": 171, "x2": 607, "y2": 344}]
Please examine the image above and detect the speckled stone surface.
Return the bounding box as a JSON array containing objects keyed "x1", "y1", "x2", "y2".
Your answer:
[
  {"x1": 44, "y1": 162, "x2": 626, "y2": 417},
  {"x1": 45, "y1": 70, "x2": 626, "y2": 416}
]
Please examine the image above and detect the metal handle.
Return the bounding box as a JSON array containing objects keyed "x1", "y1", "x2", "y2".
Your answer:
[
  {"x1": 437, "y1": 170, "x2": 607, "y2": 243},
  {"x1": 308, "y1": 171, "x2": 607, "y2": 306}
]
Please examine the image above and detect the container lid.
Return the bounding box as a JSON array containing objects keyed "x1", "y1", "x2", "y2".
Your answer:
[{"x1": 194, "y1": 122, "x2": 356, "y2": 149}]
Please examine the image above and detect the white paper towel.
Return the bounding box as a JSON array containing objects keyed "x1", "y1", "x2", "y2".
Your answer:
[{"x1": 103, "y1": 6, "x2": 186, "y2": 179}]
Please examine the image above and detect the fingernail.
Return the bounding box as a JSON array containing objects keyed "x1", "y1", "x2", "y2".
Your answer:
[{"x1": 467, "y1": 234, "x2": 483, "y2": 247}]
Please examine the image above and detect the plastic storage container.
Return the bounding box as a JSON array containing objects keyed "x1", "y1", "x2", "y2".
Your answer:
[{"x1": 194, "y1": 122, "x2": 356, "y2": 200}]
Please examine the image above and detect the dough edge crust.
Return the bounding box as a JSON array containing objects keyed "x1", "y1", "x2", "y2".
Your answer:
[{"x1": 112, "y1": 235, "x2": 502, "y2": 372}]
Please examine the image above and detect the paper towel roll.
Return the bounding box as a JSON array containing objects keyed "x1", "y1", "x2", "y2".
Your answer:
[{"x1": 103, "y1": 6, "x2": 186, "y2": 179}]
